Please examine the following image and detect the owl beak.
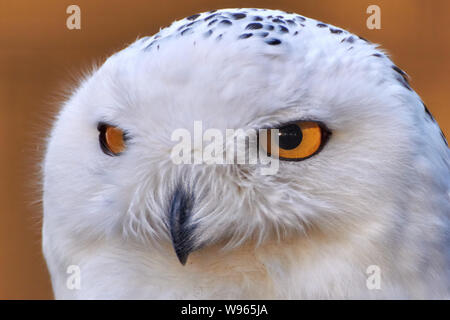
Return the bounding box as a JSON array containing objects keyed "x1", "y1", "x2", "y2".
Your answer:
[{"x1": 168, "y1": 187, "x2": 196, "y2": 265}]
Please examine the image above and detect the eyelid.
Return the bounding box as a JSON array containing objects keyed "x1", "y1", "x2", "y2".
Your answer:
[
  {"x1": 253, "y1": 116, "x2": 326, "y2": 130},
  {"x1": 258, "y1": 120, "x2": 331, "y2": 136}
]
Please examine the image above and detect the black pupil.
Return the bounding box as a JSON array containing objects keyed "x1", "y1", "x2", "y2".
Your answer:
[{"x1": 278, "y1": 124, "x2": 303, "y2": 150}]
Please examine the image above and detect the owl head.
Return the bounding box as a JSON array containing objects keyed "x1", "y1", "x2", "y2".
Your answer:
[{"x1": 43, "y1": 9, "x2": 448, "y2": 274}]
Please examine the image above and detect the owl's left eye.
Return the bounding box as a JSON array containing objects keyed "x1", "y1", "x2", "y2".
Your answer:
[
  {"x1": 261, "y1": 121, "x2": 330, "y2": 161},
  {"x1": 98, "y1": 123, "x2": 126, "y2": 156}
]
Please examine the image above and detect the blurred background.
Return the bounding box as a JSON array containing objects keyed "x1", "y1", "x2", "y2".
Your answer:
[{"x1": 0, "y1": 0, "x2": 448, "y2": 299}]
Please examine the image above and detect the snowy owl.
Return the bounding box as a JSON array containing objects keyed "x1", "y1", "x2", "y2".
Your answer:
[{"x1": 42, "y1": 8, "x2": 449, "y2": 299}]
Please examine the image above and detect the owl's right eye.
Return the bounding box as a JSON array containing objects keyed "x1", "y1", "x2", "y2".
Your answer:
[{"x1": 98, "y1": 123, "x2": 126, "y2": 156}]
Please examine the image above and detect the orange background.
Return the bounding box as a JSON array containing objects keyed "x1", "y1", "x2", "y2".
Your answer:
[{"x1": 0, "y1": 0, "x2": 448, "y2": 299}]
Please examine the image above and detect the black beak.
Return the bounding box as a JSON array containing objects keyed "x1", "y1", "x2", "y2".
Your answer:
[{"x1": 168, "y1": 187, "x2": 196, "y2": 265}]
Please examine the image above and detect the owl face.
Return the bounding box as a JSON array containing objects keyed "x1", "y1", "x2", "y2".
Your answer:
[{"x1": 43, "y1": 9, "x2": 444, "y2": 266}]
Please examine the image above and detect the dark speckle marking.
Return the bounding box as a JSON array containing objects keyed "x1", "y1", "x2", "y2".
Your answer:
[
  {"x1": 278, "y1": 25, "x2": 289, "y2": 33},
  {"x1": 392, "y1": 65, "x2": 407, "y2": 77},
  {"x1": 423, "y1": 103, "x2": 435, "y2": 121},
  {"x1": 181, "y1": 28, "x2": 192, "y2": 36},
  {"x1": 253, "y1": 16, "x2": 263, "y2": 21},
  {"x1": 373, "y1": 53, "x2": 383, "y2": 58},
  {"x1": 185, "y1": 21, "x2": 198, "y2": 28},
  {"x1": 421, "y1": 104, "x2": 447, "y2": 146},
  {"x1": 265, "y1": 25, "x2": 274, "y2": 31},
  {"x1": 317, "y1": 23, "x2": 327, "y2": 28},
  {"x1": 144, "y1": 41, "x2": 156, "y2": 51},
  {"x1": 330, "y1": 28, "x2": 343, "y2": 34},
  {"x1": 204, "y1": 30, "x2": 213, "y2": 38},
  {"x1": 341, "y1": 36, "x2": 355, "y2": 43},
  {"x1": 246, "y1": 22, "x2": 263, "y2": 30},
  {"x1": 440, "y1": 131, "x2": 448, "y2": 146},
  {"x1": 359, "y1": 36, "x2": 370, "y2": 42},
  {"x1": 177, "y1": 24, "x2": 187, "y2": 31},
  {"x1": 187, "y1": 14, "x2": 200, "y2": 21},
  {"x1": 208, "y1": 19, "x2": 218, "y2": 27},
  {"x1": 258, "y1": 32, "x2": 269, "y2": 38},
  {"x1": 231, "y1": 13, "x2": 246, "y2": 20},
  {"x1": 204, "y1": 13, "x2": 218, "y2": 21},
  {"x1": 392, "y1": 65, "x2": 411, "y2": 89},
  {"x1": 272, "y1": 18, "x2": 286, "y2": 24},
  {"x1": 239, "y1": 33, "x2": 253, "y2": 39},
  {"x1": 293, "y1": 31, "x2": 299, "y2": 36},
  {"x1": 286, "y1": 19, "x2": 296, "y2": 26},
  {"x1": 219, "y1": 20, "x2": 232, "y2": 26},
  {"x1": 266, "y1": 38, "x2": 281, "y2": 45},
  {"x1": 216, "y1": 33, "x2": 223, "y2": 41},
  {"x1": 395, "y1": 74, "x2": 412, "y2": 91},
  {"x1": 296, "y1": 16, "x2": 306, "y2": 22}
]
